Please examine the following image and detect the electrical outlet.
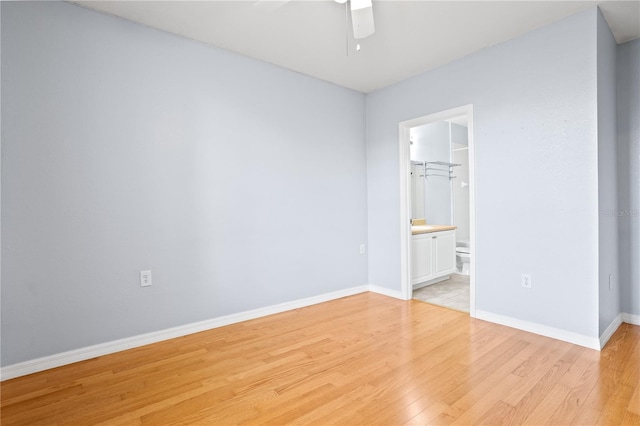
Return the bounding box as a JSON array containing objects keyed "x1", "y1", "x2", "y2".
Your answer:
[
  {"x1": 140, "y1": 270, "x2": 152, "y2": 287},
  {"x1": 521, "y1": 273, "x2": 532, "y2": 289},
  {"x1": 359, "y1": 244, "x2": 366, "y2": 255}
]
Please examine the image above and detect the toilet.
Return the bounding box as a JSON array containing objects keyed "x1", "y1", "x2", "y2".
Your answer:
[{"x1": 456, "y1": 242, "x2": 471, "y2": 275}]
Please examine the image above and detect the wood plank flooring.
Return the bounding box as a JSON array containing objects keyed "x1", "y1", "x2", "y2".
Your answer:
[{"x1": 1, "y1": 292, "x2": 639, "y2": 425}]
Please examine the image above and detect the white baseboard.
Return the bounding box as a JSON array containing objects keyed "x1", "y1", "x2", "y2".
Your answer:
[
  {"x1": 368, "y1": 285, "x2": 405, "y2": 300},
  {"x1": 412, "y1": 275, "x2": 450, "y2": 290},
  {"x1": 600, "y1": 314, "x2": 623, "y2": 349},
  {"x1": 475, "y1": 310, "x2": 601, "y2": 350},
  {"x1": 8, "y1": 288, "x2": 623, "y2": 381},
  {"x1": 622, "y1": 312, "x2": 640, "y2": 326},
  {"x1": 0, "y1": 285, "x2": 369, "y2": 381}
]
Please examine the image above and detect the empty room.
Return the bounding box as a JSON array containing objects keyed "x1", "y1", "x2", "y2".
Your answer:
[{"x1": 1, "y1": 0, "x2": 639, "y2": 424}]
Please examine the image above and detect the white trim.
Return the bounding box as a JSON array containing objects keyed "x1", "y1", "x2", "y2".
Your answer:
[
  {"x1": 622, "y1": 312, "x2": 640, "y2": 325},
  {"x1": 0, "y1": 285, "x2": 369, "y2": 381},
  {"x1": 398, "y1": 104, "x2": 476, "y2": 316},
  {"x1": 467, "y1": 108, "x2": 477, "y2": 318},
  {"x1": 600, "y1": 314, "x2": 623, "y2": 349},
  {"x1": 412, "y1": 275, "x2": 450, "y2": 290},
  {"x1": 475, "y1": 310, "x2": 601, "y2": 350},
  {"x1": 399, "y1": 125, "x2": 412, "y2": 301},
  {"x1": 368, "y1": 284, "x2": 404, "y2": 300}
]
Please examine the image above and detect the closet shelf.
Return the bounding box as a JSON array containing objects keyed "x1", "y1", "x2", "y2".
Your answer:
[
  {"x1": 426, "y1": 161, "x2": 461, "y2": 167},
  {"x1": 412, "y1": 160, "x2": 460, "y2": 180}
]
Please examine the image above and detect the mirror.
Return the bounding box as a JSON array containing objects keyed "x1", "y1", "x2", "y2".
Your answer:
[{"x1": 410, "y1": 117, "x2": 468, "y2": 228}]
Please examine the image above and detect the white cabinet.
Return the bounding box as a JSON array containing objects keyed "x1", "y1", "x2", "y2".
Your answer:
[
  {"x1": 411, "y1": 230, "x2": 456, "y2": 286},
  {"x1": 433, "y1": 230, "x2": 456, "y2": 276},
  {"x1": 411, "y1": 233, "x2": 433, "y2": 284}
]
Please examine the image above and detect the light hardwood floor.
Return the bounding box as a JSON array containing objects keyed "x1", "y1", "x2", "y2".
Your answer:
[{"x1": 1, "y1": 293, "x2": 639, "y2": 425}]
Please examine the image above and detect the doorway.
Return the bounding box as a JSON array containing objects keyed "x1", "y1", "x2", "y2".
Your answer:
[{"x1": 398, "y1": 105, "x2": 476, "y2": 317}]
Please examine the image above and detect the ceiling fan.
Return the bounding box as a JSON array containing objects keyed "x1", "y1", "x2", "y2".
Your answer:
[
  {"x1": 336, "y1": 0, "x2": 375, "y2": 41},
  {"x1": 255, "y1": 0, "x2": 375, "y2": 51}
]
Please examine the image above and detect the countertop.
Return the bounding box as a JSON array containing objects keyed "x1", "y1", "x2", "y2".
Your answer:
[{"x1": 411, "y1": 224, "x2": 457, "y2": 235}]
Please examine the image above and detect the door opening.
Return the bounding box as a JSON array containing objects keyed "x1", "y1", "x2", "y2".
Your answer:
[{"x1": 398, "y1": 105, "x2": 476, "y2": 317}]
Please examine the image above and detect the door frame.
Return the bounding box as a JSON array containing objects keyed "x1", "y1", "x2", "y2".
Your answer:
[{"x1": 398, "y1": 104, "x2": 476, "y2": 317}]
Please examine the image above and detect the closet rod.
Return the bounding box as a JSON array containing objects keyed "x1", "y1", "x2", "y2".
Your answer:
[{"x1": 425, "y1": 173, "x2": 457, "y2": 179}]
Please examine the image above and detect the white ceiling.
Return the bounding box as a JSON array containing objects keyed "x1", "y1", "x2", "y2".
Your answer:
[{"x1": 74, "y1": 0, "x2": 640, "y2": 93}]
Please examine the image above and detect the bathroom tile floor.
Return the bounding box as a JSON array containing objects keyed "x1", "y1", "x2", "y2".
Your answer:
[{"x1": 412, "y1": 274, "x2": 470, "y2": 313}]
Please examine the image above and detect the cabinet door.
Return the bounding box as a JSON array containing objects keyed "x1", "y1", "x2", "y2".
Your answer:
[
  {"x1": 411, "y1": 234, "x2": 433, "y2": 284},
  {"x1": 433, "y1": 230, "x2": 456, "y2": 276}
]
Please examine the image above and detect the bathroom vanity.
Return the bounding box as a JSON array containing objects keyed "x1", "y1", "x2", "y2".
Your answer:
[{"x1": 411, "y1": 225, "x2": 457, "y2": 287}]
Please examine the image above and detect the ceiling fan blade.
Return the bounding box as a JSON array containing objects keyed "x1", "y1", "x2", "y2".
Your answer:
[{"x1": 350, "y1": 0, "x2": 374, "y2": 39}]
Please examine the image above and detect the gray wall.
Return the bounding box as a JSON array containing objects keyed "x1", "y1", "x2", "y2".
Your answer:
[
  {"x1": 366, "y1": 9, "x2": 600, "y2": 337},
  {"x1": 597, "y1": 9, "x2": 620, "y2": 334},
  {"x1": 2, "y1": 1, "x2": 635, "y2": 368},
  {"x1": 1, "y1": 2, "x2": 368, "y2": 366},
  {"x1": 617, "y1": 38, "x2": 640, "y2": 317}
]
